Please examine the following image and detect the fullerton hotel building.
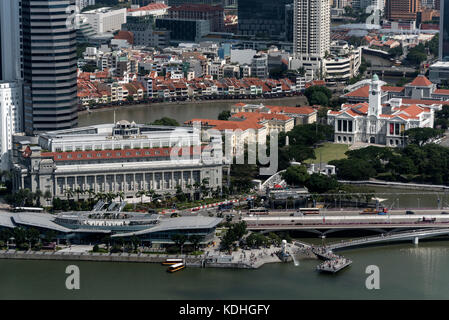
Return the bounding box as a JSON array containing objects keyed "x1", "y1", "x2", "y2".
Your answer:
[{"x1": 11, "y1": 120, "x2": 223, "y2": 200}]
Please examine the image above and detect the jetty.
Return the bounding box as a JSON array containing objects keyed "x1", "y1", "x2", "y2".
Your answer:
[{"x1": 311, "y1": 247, "x2": 352, "y2": 273}]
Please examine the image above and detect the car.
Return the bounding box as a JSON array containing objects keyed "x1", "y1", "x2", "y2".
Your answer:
[
  {"x1": 441, "y1": 211, "x2": 449, "y2": 214},
  {"x1": 406, "y1": 210, "x2": 415, "y2": 215}
]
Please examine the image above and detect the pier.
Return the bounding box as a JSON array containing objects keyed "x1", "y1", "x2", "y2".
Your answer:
[{"x1": 312, "y1": 247, "x2": 352, "y2": 274}]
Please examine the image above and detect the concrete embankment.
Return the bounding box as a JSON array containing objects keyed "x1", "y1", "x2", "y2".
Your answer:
[
  {"x1": 0, "y1": 250, "x2": 257, "y2": 269},
  {"x1": 339, "y1": 180, "x2": 449, "y2": 191}
]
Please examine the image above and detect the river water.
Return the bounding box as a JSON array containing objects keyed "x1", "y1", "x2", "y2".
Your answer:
[
  {"x1": 78, "y1": 97, "x2": 307, "y2": 127},
  {"x1": 1, "y1": 240, "x2": 449, "y2": 299}
]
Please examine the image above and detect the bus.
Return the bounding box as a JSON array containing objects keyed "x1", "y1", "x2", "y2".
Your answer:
[
  {"x1": 167, "y1": 263, "x2": 185, "y2": 273},
  {"x1": 299, "y1": 208, "x2": 320, "y2": 215},
  {"x1": 11, "y1": 207, "x2": 44, "y2": 213},
  {"x1": 249, "y1": 208, "x2": 269, "y2": 215},
  {"x1": 162, "y1": 259, "x2": 184, "y2": 266}
]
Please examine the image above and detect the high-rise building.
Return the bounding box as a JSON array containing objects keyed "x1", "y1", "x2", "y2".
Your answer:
[
  {"x1": 0, "y1": 1, "x2": 24, "y2": 170},
  {"x1": 238, "y1": 0, "x2": 293, "y2": 40},
  {"x1": 385, "y1": 0, "x2": 421, "y2": 21},
  {"x1": 22, "y1": 0, "x2": 78, "y2": 134},
  {"x1": 0, "y1": 0, "x2": 23, "y2": 82},
  {"x1": 168, "y1": 4, "x2": 225, "y2": 32},
  {"x1": 293, "y1": 0, "x2": 330, "y2": 60},
  {"x1": 440, "y1": 0, "x2": 449, "y2": 60},
  {"x1": 0, "y1": 82, "x2": 23, "y2": 170}
]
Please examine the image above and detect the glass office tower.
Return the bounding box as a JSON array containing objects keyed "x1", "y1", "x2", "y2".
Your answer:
[
  {"x1": 440, "y1": 0, "x2": 449, "y2": 61},
  {"x1": 22, "y1": 0, "x2": 78, "y2": 134},
  {"x1": 238, "y1": 0, "x2": 293, "y2": 40}
]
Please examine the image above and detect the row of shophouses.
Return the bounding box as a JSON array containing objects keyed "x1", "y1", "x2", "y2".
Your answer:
[{"x1": 77, "y1": 72, "x2": 299, "y2": 106}]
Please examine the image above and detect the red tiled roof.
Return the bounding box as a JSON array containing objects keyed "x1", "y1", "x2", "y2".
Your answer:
[
  {"x1": 409, "y1": 75, "x2": 433, "y2": 87},
  {"x1": 128, "y1": 3, "x2": 169, "y2": 12},
  {"x1": 381, "y1": 86, "x2": 405, "y2": 92},
  {"x1": 41, "y1": 147, "x2": 200, "y2": 162},
  {"x1": 433, "y1": 89, "x2": 449, "y2": 95},
  {"x1": 185, "y1": 119, "x2": 264, "y2": 131},
  {"x1": 344, "y1": 85, "x2": 370, "y2": 98},
  {"x1": 267, "y1": 105, "x2": 316, "y2": 115},
  {"x1": 402, "y1": 98, "x2": 443, "y2": 105}
]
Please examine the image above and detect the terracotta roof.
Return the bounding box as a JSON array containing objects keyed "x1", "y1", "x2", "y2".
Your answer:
[
  {"x1": 41, "y1": 147, "x2": 201, "y2": 162},
  {"x1": 128, "y1": 3, "x2": 169, "y2": 12},
  {"x1": 433, "y1": 89, "x2": 449, "y2": 95},
  {"x1": 402, "y1": 98, "x2": 443, "y2": 105},
  {"x1": 267, "y1": 105, "x2": 316, "y2": 115},
  {"x1": 381, "y1": 86, "x2": 405, "y2": 92},
  {"x1": 344, "y1": 85, "x2": 370, "y2": 98},
  {"x1": 185, "y1": 119, "x2": 264, "y2": 131},
  {"x1": 408, "y1": 75, "x2": 433, "y2": 87}
]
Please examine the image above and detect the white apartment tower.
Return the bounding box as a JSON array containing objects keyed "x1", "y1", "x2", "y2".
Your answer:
[
  {"x1": 0, "y1": 82, "x2": 23, "y2": 170},
  {"x1": 293, "y1": 0, "x2": 330, "y2": 72},
  {"x1": 0, "y1": 0, "x2": 23, "y2": 82},
  {"x1": 0, "y1": 1, "x2": 24, "y2": 171}
]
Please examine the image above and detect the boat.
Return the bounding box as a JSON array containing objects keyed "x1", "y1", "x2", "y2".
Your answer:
[
  {"x1": 167, "y1": 263, "x2": 185, "y2": 273},
  {"x1": 162, "y1": 258, "x2": 184, "y2": 266}
]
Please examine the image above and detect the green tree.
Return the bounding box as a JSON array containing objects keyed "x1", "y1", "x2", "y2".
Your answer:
[
  {"x1": 281, "y1": 165, "x2": 310, "y2": 186},
  {"x1": 188, "y1": 235, "x2": 203, "y2": 252},
  {"x1": 405, "y1": 127, "x2": 443, "y2": 146},
  {"x1": 151, "y1": 117, "x2": 180, "y2": 127},
  {"x1": 305, "y1": 174, "x2": 340, "y2": 193},
  {"x1": 218, "y1": 110, "x2": 232, "y2": 121},
  {"x1": 171, "y1": 234, "x2": 187, "y2": 254},
  {"x1": 304, "y1": 86, "x2": 332, "y2": 106}
]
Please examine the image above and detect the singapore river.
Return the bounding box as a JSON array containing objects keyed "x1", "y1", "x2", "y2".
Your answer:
[
  {"x1": 1, "y1": 240, "x2": 449, "y2": 299},
  {"x1": 78, "y1": 97, "x2": 307, "y2": 127}
]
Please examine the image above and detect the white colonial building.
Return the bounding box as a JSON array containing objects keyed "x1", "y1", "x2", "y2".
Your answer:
[
  {"x1": 12, "y1": 121, "x2": 223, "y2": 199},
  {"x1": 327, "y1": 75, "x2": 435, "y2": 147}
]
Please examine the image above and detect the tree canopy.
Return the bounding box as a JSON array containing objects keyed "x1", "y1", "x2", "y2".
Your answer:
[
  {"x1": 304, "y1": 86, "x2": 332, "y2": 106},
  {"x1": 405, "y1": 127, "x2": 443, "y2": 146},
  {"x1": 151, "y1": 117, "x2": 180, "y2": 127}
]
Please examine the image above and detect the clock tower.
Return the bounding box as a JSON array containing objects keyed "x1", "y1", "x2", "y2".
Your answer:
[{"x1": 368, "y1": 74, "x2": 382, "y2": 117}]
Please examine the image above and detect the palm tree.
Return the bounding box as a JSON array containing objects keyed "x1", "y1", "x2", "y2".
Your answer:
[
  {"x1": 136, "y1": 190, "x2": 146, "y2": 204},
  {"x1": 193, "y1": 182, "x2": 201, "y2": 200},
  {"x1": 105, "y1": 192, "x2": 116, "y2": 203},
  {"x1": 34, "y1": 189, "x2": 43, "y2": 207},
  {"x1": 74, "y1": 187, "x2": 85, "y2": 202},
  {"x1": 86, "y1": 189, "x2": 95, "y2": 202},
  {"x1": 95, "y1": 192, "x2": 106, "y2": 202},
  {"x1": 145, "y1": 189, "x2": 156, "y2": 202},
  {"x1": 117, "y1": 191, "x2": 125, "y2": 202},
  {"x1": 43, "y1": 190, "x2": 52, "y2": 205},
  {"x1": 188, "y1": 235, "x2": 203, "y2": 252},
  {"x1": 171, "y1": 234, "x2": 187, "y2": 254},
  {"x1": 64, "y1": 188, "x2": 74, "y2": 201},
  {"x1": 186, "y1": 184, "x2": 193, "y2": 200}
]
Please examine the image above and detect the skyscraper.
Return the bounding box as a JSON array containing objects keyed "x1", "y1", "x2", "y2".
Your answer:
[
  {"x1": 0, "y1": 0, "x2": 23, "y2": 82},
  {"x1": 238, "y1": 0, "x2": 293, "y2": 40},
  {"x1": 0, "y1": 1, "x2": 24, "y2": 170},
  {"x1": 440, "y1": 0, "x2": 449, "y2": 60},
  {"x1": 22, "y1": 0, "x2": 78, "y2": 134},
  {"x1": 293, "y1": 0, "x2": 330, "y2": 60},
  {"x1": 385, "y1": 0, "x2": 421, "y2": 21}
]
